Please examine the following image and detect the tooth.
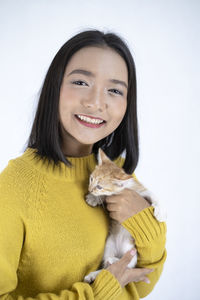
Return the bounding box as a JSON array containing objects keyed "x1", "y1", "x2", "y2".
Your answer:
[{"x1": 77, "y1": 114, "x2": 103, "y2": 124}]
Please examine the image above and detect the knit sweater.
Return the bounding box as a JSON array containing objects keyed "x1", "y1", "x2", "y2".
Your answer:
[{"x1": 0, "y1": 147, "x2": 167, "y2": 300}]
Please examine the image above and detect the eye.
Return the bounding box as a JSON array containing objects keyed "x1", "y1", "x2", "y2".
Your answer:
[
  {"x1": 96, "y1": 185, "x2": 102, "y2": 190},
  {"x1": 71, "y1": 80, "x2": 88, "y2": 86},
  {"x1": 109, "y1": 89, "x2": 123, "y2": 96}
]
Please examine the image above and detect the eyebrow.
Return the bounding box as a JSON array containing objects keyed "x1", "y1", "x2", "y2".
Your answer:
[{"x1": 67, "y1": 69, "x2": 128, "y2": 89}]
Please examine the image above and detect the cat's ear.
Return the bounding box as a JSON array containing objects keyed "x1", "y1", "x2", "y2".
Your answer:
[{"x1": 97, "y1": 148, "x2": 110, "y2": 165}]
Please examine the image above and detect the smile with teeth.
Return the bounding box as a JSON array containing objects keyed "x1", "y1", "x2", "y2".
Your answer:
[{"x1": 76, "y1": 114, "x2": 104, "y2": 124}]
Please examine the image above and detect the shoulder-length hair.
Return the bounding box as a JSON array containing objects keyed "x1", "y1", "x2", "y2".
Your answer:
[{"x1": 25, "y1": 29, "x2": 139, "y2": 174}]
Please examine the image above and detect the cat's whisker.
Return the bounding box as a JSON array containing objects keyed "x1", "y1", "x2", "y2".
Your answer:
[{"x1": 100, "y1": 197, "x2": 106, "y2": 209}]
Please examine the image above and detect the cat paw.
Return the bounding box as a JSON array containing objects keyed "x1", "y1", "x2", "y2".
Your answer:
[
  {"x1": 103, "y1": 257, "x2": 120, "y2": 268},
  {"x1": 85, "y1": 194, "x2": 98, "y2": 207},
  {"x1": 84, "y1": 270, "x2": 101, "y2": 283}
]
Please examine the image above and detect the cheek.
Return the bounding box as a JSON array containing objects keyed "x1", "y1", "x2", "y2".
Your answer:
[
  {"x1": 59, "y1": 88, "x2": 79, "y2": 115},
  {"x1": 112, "y1": 100, "x2": 127, "y2": 124},
  {"x1": 60, "y1": 88, "x2": 74, "y2": 105}
]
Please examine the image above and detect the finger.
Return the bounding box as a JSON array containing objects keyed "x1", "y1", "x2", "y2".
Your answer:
[
  {"x1": 119, "y1": 249, "x2": 137, "y2": 269},
  {"x1": 126, "y1": 268, "x2": 153, "y2": 284},
  {"x1": 107, "y1": 203, "x2": 118, "y2": 211},
  {"x1": 109, "y1": 212, "x2": 116, "y2": 219},
  {"x1": 143, "y1": 268, "x2": 154, "y2": 275},
  {"x1": 106, "y1": 195, "x2": 119, "y2": 203},
  {"x1": 109, "y1": 212, "x2": 120, "y2": 221},
  {"x1": 142, "y1": 277, "x2": 150, "y2": 284},
  {"x1": 129, "y1": 268, "x2": 153, "y2": 276},
  {"x1": 136, "y1": 268, "x2": 154, "y2": 277}
]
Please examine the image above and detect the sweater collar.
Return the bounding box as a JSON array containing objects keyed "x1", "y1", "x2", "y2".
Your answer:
[{"x1": 21, "y1": 147, "x2": 97, "y2": 181}]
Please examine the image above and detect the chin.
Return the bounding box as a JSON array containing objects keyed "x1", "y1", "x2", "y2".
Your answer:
[
  {"x1": 76, "y1": 138, "x2": 99, "y2": 146},
  {"x1": 76, "y1": 133, "x2": 108, "y2": 145}
]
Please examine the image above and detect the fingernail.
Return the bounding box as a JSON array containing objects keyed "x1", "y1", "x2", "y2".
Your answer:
[
  {"x1": 130, "y1": 249, "x2": 136, "y2": 256},
  {"x1": 146, "y1": 278, "x2": 150, "y2": 284},
  {"x1": 149, "y1": 268, "x2": 154, "y2": 273}
]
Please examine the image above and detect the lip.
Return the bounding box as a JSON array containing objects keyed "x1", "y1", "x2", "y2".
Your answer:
[{"x1": 75, "y1": 114, "x2": 106, "y2": 122}]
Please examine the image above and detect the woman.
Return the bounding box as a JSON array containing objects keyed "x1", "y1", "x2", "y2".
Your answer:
[{"x1": 0, "y1": 30, "x2": 167, "y2": 300}]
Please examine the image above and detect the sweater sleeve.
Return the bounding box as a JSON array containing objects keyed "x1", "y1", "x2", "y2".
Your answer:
[
  {"x1": 121, "y1": 205, "x2": 167, "y2": 298},
  {"x1": 0, "y1": 207, "x2": 123, "y2": 300},
  {"x1": 0, "y1": 167, "x2": 122, "y2": 300},
  {"x1": 118, "y1": 161, "x2": 167, "y2": 298}
]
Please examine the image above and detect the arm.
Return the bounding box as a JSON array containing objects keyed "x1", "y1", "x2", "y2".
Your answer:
[
  {"x1": 106, "y1": 159, "x2": 167, "y2": 298},
  {"x1": 121, "y1": 206, "x2": 167, "y2": 298},
  {"x1": 0, "y1": 167, "x2": 122, "y2": 300}
]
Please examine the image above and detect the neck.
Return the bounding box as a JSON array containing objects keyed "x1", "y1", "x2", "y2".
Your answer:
[{"x1": 61, "y1": 144, "x2": 93, "y2": 157}]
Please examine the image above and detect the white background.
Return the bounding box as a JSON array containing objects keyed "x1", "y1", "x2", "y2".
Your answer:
[{"x1": 0, "y1": 1, "x2": 200, "y2": 299}]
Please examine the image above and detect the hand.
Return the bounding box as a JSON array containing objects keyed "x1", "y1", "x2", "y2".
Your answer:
[
  {"x1": 106, "y1": 249, "x2": 153, "y2": 288},
  {"x1": 105, "y1": 188, "x2": 150, "y2": 223}
]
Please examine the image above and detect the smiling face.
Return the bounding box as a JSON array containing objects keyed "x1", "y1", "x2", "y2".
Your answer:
[{"x1": 58, "y1": 46, "x2": 128, "y2": 156}]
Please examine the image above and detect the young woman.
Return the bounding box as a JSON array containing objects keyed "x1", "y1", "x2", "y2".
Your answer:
[{"x1": 0, "y1": 30, "x2": 167, "y2": 300}]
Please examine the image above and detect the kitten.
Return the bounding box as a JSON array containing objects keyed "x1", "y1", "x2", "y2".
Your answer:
[{"x1": 83, "y1": 148, "x2": 165, "y2": 284}]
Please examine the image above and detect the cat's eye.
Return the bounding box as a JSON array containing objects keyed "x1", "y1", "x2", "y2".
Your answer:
[
  {"x1": 90, "y1": 177, "x2": 93, "y2": 182},
  {"x1": 96, "y1": 185, "x2": 102, "y2": 190}
]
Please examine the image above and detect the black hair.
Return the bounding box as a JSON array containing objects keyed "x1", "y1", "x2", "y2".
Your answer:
[{"x1": 25, "y1": 29, "x2": 139, "y2": 174}]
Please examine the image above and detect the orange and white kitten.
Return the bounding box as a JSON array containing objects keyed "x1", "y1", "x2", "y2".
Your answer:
[{"x1": 84, "y1": 148, "x2": 165, "y2": 283}]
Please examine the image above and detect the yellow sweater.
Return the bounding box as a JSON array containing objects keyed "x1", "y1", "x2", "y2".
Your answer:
[{"x1": 0, "y1": 147, "x2": 167, "y2": 300}]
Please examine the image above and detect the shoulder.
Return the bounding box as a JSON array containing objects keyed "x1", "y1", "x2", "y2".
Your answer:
[
  {"x1": 0, "y1": 149, "x2": 40, "y2": 185},
  {"x1": 0, "y1": 150, "x2": 41, "y2": 210}
]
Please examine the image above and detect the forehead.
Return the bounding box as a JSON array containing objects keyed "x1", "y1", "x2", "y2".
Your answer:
[{"x1": 65, "y1": 46, "x2": 128, "y2": 82}]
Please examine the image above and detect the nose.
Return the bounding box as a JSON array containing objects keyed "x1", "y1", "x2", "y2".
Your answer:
[{"x1": 81, "y1": 87, "x2": 108, "y2": 112}]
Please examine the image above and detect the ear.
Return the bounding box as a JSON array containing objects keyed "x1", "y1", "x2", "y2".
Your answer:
[{"x1": 97, "y1": 148, "x2": 111, "y2": 165}]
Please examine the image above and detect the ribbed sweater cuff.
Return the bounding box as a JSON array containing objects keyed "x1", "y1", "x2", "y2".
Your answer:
[
  {"x1": 91, "y1": 269, "x2": 122, "y2": 300},
  {"x1": 121, "y1": 206, "x2": 166, "y2": 246}
]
